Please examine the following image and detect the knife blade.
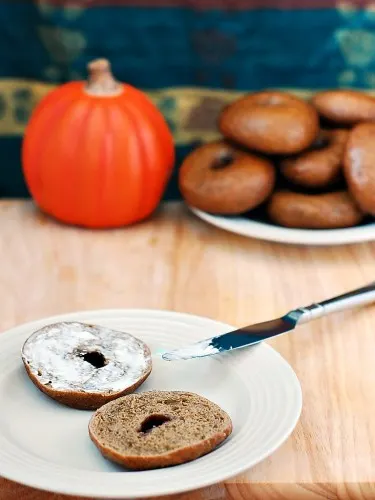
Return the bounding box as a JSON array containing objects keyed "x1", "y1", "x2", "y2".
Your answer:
[
  {"x1": 162, "y1": 282, "x2": 375, "y2": 361},
  {"x1": 161, "y1": 314, "x2": 299, "y2": 361}
]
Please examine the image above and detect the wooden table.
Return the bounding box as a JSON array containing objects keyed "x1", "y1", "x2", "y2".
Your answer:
[{"x1": 1, "y1": 200, "x2": 375, "y2": 500}]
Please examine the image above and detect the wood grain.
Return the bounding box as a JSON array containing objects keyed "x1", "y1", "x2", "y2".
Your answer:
[{"x1": 1, "y1": 200, "x2": 375, "y2": 500}]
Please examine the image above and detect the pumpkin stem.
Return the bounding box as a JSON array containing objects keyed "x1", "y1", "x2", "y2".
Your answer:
[{"x1": 85, "y1": 59, "x2": 123, "y2": 96}]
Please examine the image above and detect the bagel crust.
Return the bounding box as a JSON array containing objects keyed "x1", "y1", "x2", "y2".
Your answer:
[
  {"x1": 89, "y1": 391, "x2": 232, "y2": 470},
  {"x1": 280, "y1": 129, "x2": 348, "y2": 188},
  {"x1": 179, "y1": 140, "x2": 275, "y2": 214},
  {"x1": 312, "y1": 90, "x2": 375, "y2": 125},
  {"x1": 22, "y1": 322, "x2": 152, "y2": 410},
  {"x1": 219, "y1": 91, "x2": 319, "y2": 155},
  {"x1": 267, "y1": 190, "x2": 363, "y2": 229},
  {"x1": 344, "y1": 122, "x2": 375, "y2": 215}
]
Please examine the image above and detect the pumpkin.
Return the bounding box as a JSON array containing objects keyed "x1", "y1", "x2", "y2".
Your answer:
[{"x1": 22, "y1": 59, "x2": 175, "y2": 228}]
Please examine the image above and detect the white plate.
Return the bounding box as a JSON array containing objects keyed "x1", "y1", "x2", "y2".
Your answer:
[
  {"x1": 191, "y1": 207, "x2": 375, "y2": 246},
  {"x1": 0, "y1": 309, "x2": 302, "y2": 499}
]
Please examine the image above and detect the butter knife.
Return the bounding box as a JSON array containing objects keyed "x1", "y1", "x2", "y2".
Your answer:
[{"x1": 162, "y1": 282, "x2": 375, "y2": 361}]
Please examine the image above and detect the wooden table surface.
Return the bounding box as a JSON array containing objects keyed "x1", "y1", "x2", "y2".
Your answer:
[{"x1": 1, "y1": 200, "x2": 375, "y2": 500}]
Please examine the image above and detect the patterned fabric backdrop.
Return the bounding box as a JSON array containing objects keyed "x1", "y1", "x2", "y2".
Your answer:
[{"x1": 0, "y1": 0, "x2": 374, "y2": 199}]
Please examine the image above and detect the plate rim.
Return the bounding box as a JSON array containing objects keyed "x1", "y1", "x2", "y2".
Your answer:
[
  {"x1": 191, "y1": 207, "x2": 375, "y2": 246},
  {"x1": 0, "y1": 308, "x2": 303, "y2": 498}
]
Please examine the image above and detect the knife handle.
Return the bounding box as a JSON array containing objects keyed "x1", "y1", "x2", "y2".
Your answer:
[{"x1": 291, "y1": 282, "x2": 375, "y2": 325}]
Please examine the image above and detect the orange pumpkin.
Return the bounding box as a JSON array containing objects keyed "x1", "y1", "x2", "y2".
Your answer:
[{"x1": 22, "y1": 59, "x2": 175, "y2": 228}]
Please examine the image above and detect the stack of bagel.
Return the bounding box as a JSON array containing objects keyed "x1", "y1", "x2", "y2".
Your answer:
[{"x1": 179, "y1": 89, "x2": 375, "y2": 229}]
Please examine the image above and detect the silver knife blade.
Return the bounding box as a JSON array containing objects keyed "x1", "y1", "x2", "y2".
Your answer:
[
  {"x1": 161, "y1": 313, "x2": 299, "y2": 361},
  {"x1": 162, "y1": 282, "x2": 375, "y2": 361}
]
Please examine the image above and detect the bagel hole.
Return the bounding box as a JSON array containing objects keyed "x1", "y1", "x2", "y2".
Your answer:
[
  {"x1": 80, "y1": 351, "x2": 107, "y2": 369},
  {"x1": 211, "y1": 152, "x2": 234, "y2": 169},
  {"x1": 139, "y1": 414, "x2": 172, "y2": 434}
]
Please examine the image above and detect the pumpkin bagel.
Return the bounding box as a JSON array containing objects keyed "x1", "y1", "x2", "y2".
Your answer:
[
  {"x1": 21, "y1": 322, "x2": 152, "y2": 410},
  {"x1": 219, "y1": 91, "x2": 319, "y2": 155},
  {"x1": 267, "y1": 190, "x2": 363, "y2": 229},
  {"x1": 312, "y1": 89, "x2": 375, "y2": 125},
  {"x1": 280, "y1": 129, "x2": 348, "y2": 188},
  {"x1": 89, "y1": 391, "x2": 232, "y2": 470},
  {"x1": 344, "y1": 122, "x2": 375, "y2": 215},
  {"x1": 179, "y1": 140, "x2": 276, "y2": 214}
]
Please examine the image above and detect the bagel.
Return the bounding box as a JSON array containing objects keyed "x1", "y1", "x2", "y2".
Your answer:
[
  {"x1": 22, "y1": 322, "x2": 152, "y2": 410},
  {"x1": 219, "y1": 91, "x2": 319, "y2": 155},
  {"x1": 280, "y1": 129, "x2": 348, "y2": 188},
  {"x1": 312, "y1": 90, "x2": 375, "y2": 125},
  {"x1": 267, "y1": 190, "x2": 363, "y2": 229},
  {"x1": 178, "y1": 140, "x2": 275, "y2": 214},
  {"x1": 344, "y1": 122, "x2": 375, "y2": 215},
  {"x1": 89, "y1": 391, "x2": 232, "y2": 470}
]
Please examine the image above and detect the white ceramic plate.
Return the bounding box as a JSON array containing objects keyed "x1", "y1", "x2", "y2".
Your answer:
[
  {"x1": 0, "y1": 309, "x2": 302, "y2": 499},
  {"x1": 191, "y1": 207, "x2": 375, "y2": 246}
]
